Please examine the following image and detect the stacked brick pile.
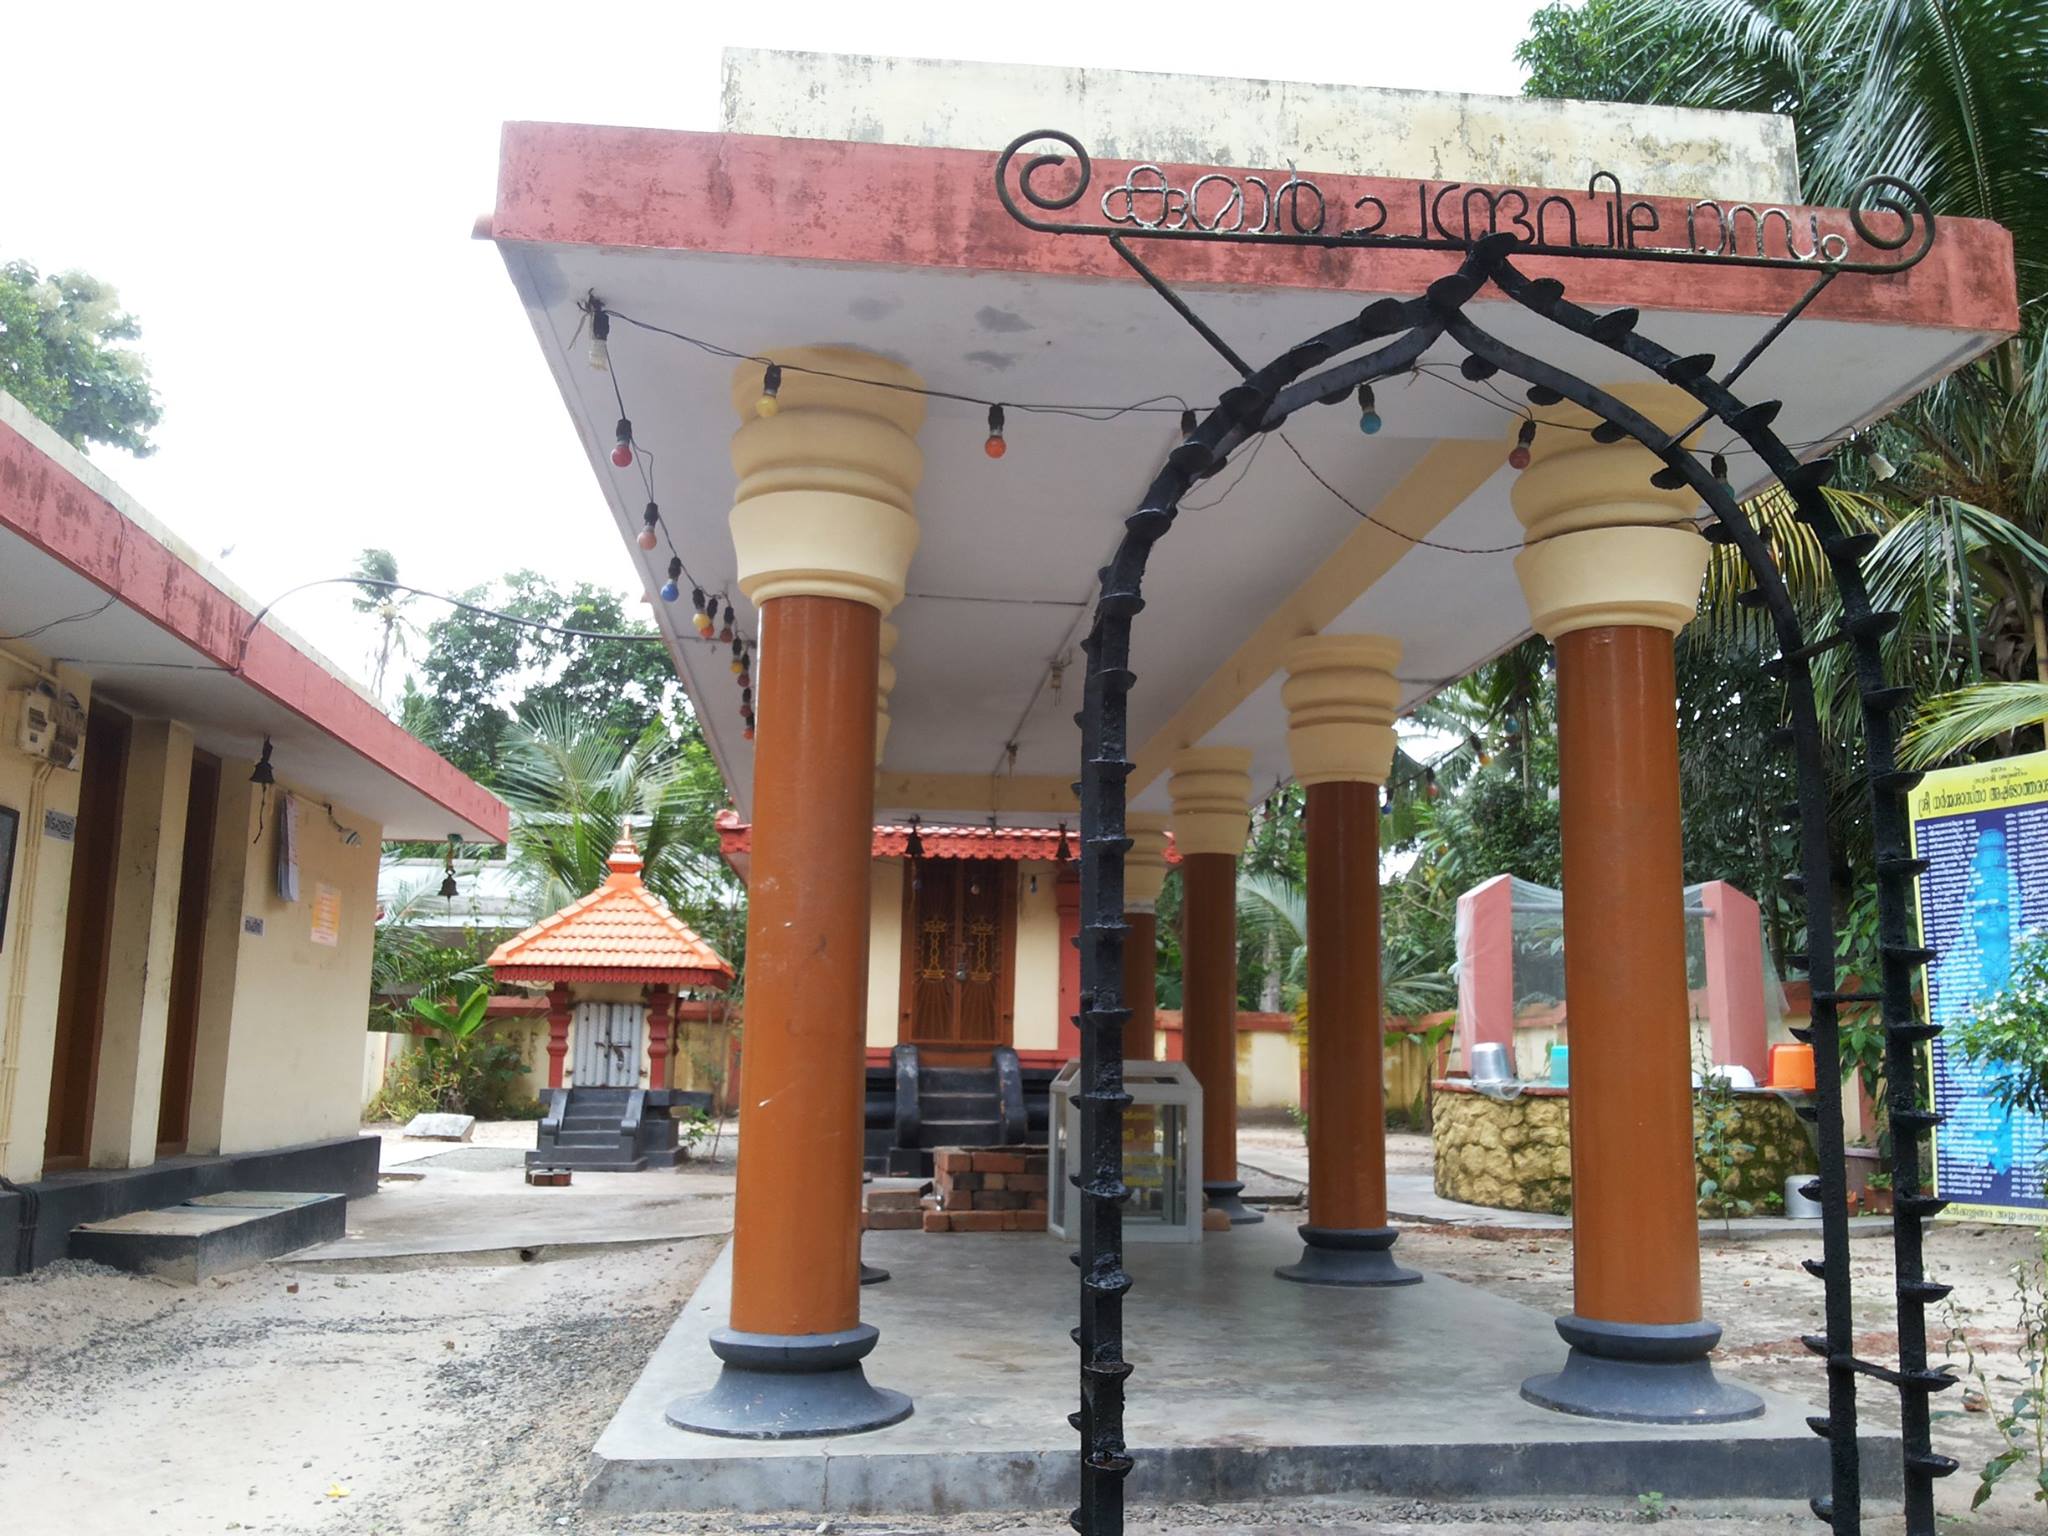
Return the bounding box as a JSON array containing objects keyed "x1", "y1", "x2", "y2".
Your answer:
[
  {"x1": 923, "y1": 1146, "x2": 1049, "y2": 1232},
  {"x1": 862, "y1": 1184, "x2": 925, "y2": 1231}
]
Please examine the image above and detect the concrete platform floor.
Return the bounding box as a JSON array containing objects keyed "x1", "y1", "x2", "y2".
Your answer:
[
  {"x1": 587, "y1": 1214, "x2": 1901, "y2": 1516},
  {"x1": 281, "y1": 1165, "x2": 732, "y2": 1268}
]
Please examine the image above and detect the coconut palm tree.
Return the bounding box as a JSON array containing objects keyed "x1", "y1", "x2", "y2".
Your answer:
[
  {"x1": 1235, "y1": 867, "x2": 1455, "y2": 1020},
  {"x1": 349, "y1": 548, "x2": 421, "y2": 705},
  {"x1": 493, "y1": 702, "x2": 736, "y2": 935},
  {"x1": 1591, "y1": 2, "x2": 2048, "y2": 767}
]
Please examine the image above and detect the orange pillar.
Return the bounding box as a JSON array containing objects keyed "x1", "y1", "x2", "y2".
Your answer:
[
  {"x1": 1120, "y1": 913, "x2": 1158, "y2": 1061},
  {"x1": 668, "y1": 347, "x2": 921, "y2": 1439},
  {"x1": 545, "y1": 982, "x2": 571, "y2": 1091},
  {"x1": 645, "y1": 984, "x2": 673, "y2": 1091},
  {"x1": 1511, "y1": 385, "x2": 1759, "y2": 1423},
  {"x1": 1169, "y1": 748, "x2": 1257, "y2": 1224},
  {"x1": 1120, "y1": 814, "x2": 1169, "y2": 1062},
  {"x1": 1276, "y1": 635, "x2": 1416, "y2": 1286},
  {"x1": 1056, "y1": 869, "x2": 1083, "y2": 1060}
]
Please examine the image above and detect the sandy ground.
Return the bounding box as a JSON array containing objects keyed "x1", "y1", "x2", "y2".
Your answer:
[{"x1": 3, "y1": 1122, "x2": 2043, "y2": 1534}]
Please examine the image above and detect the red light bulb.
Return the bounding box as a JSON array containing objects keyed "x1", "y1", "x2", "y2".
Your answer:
[
  {"x1": 1508, "y1": 444, "x2": 1532, "y2": 470},
  {"x1": 636, "y1": 527, "x2": 658, "y2": 551}
]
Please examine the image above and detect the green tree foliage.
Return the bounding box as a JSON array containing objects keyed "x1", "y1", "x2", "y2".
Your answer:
[
  {"x1": 0, "y1": 260, "x2": 161, "y2": 455},
  {"x1": 1516, "y1": 0, "x2": 1700, "y2": 100},
  {"x1": 398, "y1": 571, "x2": 679, "y2": 782}
]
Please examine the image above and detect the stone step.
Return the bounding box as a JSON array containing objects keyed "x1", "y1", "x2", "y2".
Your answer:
[
  {"x1": 918, "y1": 1091, "x2": 997, "y2": 1120},
  {"x1": 921, "y1": 1118, "x2": 1002, "y2": 1147},
  {"x1": 551, "y1": 1129, "x2": 626, "y2": 1148},
  {"x1": 921, "y1": 1068, "x2": 997, "y2": 1093},
  {"x1": 69, "y1": 1192, "x2": 347, "y2": 1285}
]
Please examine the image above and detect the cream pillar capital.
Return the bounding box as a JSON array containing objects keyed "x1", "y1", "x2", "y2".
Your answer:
[
  {"x1": 1168, "y1": 747, "x2": 1254, "y2": 859},
  {"x1": 1283, "y1": 634, "x2": 1401, "y2": 786},
  {"x1": 728, "y1": 347, "x2": 925, "y2": 613},
  {"x1": 875, "y1": 621, "x2": 899, "y2": 767},
  {"x1": 1511, "y1": 382, "x2": 1710, "y2": 640},
  {"x1": 1124, "y1": 812, "x2": 1171, "y2": 913}
]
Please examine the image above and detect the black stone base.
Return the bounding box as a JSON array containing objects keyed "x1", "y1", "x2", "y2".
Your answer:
[
  {"x1": 665, "y1": 1323, "x2": 913, "y2": 1440},
  {"x1": 1203, "y1": 1180, "x2": 1265, "y2": 1225},
  {"x1": 859, "y1": 1260, "x2": 890, "y2": 1285},
  {"x1": 1276, "y1": 1225, "x2": 1421, "y2": 1288},
  {"x1": 1521, "y1": 1315, "x2": 1765, "y2": 1424}
]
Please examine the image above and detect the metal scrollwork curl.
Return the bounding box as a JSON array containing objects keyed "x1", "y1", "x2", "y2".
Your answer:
[
  {"x1": 997, "y1": 129, "x2": 1094, "y2": 228},
  {"x1": 1848, "y1": 174, "x2": 1937, "y2": 268}
]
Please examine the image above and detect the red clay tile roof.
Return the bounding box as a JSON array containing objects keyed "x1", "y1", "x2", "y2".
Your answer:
[
  {"x1": 714, "y1": 809, "x2": 1177, "y2": 863},
  {"x1": 486, "y1": 839, "x2": 734, "y2": 985}
]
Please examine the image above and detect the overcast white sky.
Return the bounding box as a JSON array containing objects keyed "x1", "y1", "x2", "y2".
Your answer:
[{"x1": 2, "y1": 1, "x2": 1541, "y2": 688}]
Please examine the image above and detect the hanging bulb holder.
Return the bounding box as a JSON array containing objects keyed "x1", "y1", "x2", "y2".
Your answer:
[
  {"x1": 638, "y1": 501, "x2": 660, "y2": 551},
  {"x1": 588, "y1": 305, "x2": 611, "y2": 371},
  {"x1": 1509, "y1": 418, "x2": 1537, "y2": 470},
  {"x1": 756, "y1": 362, "x2": 783, "y2": 418},
  {"x1": 249, "y1": 738, "x2": 276, "y2": 787},
  {"x1": 905, "y1": 814, "x2": 926, "y2": 861},
  {"x1": 1180, "y1": 407, "x2": 1197, "y2": 438},
  {"x1": 1710, "y1": 452, "x2": 1731, "y2": 485},
  {"x1": 612, "y1": 417, "x2": 634, "y2": 468},
  {"x1": 1356, "y1": 383, "x2": 1382, "y2": 435},
  {"x1": 1056, "y1": 821, "x2": 1073, "y2": 863},
  {"x1": 984, "y1": 403, "x2": 1007, "y2": 459}
]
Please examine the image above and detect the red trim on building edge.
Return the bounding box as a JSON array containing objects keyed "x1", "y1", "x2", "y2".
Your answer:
[
  {"x1": 494, "y1": 126, "x2": 2019, "y2": 340},
  {"x1": 0, "y1": 418, "x2": 507, "y2": 841}
]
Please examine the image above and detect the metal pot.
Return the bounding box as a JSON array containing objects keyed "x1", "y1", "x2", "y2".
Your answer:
[{"x1": 1469, "y1": 1041, "x2": 1514, "y2": 1084}]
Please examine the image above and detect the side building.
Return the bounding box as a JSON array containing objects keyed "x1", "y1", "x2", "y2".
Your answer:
[{"x1": 0, "y1": 392, "x2": 505, "y2": 1273}]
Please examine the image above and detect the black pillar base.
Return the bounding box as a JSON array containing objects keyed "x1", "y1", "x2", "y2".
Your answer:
[
  {"x1": 859, "y1": 1260, "x2": 890, "y2": 1285},
  {"x1": 665, "y1": 1324, "x2": 913, "y2": 1440},
  {"x1": 1203, "y1": 1180, "x2": 1264, "y2": 1225},
  {"x1": 1520, "y1": 1315, "x2": 1765, "y2": 1424},
  {"x1": 1275, "y1": 1224, "x2": 1421, "y2": 1288}
]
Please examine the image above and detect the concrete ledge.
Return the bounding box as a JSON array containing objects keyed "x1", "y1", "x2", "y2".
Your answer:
[
  {"x1": 585, "y1": 1221, "x2": 1901, "y2": 1515},
  {"x1": 0, "y1": 1134, "x2": 377, "y2": 1275},
  {"x1": 70, "y1": 1192, "x2": 347, "y2": 1284}
]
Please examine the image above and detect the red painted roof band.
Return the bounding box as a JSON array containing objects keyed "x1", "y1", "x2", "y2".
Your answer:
[
  {"x1": 0, "y1": 418, "x2": 507, "y2": 841},
  {"x1": 493, "y1": 126, "x2": 2018, "y2": 339},
  {"x1": 716, "y1": 808, "x2": 1177, "y2": 863}
]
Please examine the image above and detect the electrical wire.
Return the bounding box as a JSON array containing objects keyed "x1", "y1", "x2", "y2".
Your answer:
[
  {"x1": 236, "y1": 577, "x2": 666, "y2": 671},
  {"x1": 0, "y1": 595, "x2": 119, "y2": 642}
]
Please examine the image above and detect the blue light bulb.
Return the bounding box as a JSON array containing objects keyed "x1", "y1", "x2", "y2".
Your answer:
[
  {"x1": 1355, "y1": 383, "x2": 1381, "y2": 435},
  {"x1": 659, "y1": 579, "x2": 680, "y2": 603}
]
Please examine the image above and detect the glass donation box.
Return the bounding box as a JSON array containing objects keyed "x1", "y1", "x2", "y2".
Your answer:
[{"x1": 1048, "y1": 1059, "x2": 1204, "y2": 1244}]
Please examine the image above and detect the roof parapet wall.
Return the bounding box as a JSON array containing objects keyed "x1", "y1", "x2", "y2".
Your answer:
[{"x1": 721, "y1": 48, "x2": 1801, "y2": 203}]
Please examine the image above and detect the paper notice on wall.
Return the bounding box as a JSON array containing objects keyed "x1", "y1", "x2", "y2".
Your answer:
[
  {"x1": 310, "y1": 881, "x2": 341, "y2": 947},
  {"x1": 1908, "y1": 750, "x2": 2048, "y2": 1223}
]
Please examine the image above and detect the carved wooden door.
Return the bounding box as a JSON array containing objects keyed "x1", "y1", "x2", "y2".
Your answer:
[{"x1": 901, "y1": 861, "x2": 1015, "y2": 1049}]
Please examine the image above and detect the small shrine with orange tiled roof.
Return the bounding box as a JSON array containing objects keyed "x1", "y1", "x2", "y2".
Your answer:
[{"x1": 488, "y1": 837, "x2": 733, "y2": 1172}]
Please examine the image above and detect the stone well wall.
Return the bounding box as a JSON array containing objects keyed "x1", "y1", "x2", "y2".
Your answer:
[{"x1": 1431, "y1": 1082, "x2": 1813, "y2": 1216}]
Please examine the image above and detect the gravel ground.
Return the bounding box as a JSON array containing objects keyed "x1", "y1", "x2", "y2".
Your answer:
[
  {"x1": 0, "y1": 1238, "x2": 715, "y2": 1534},
  {"x1": 3, "y1": 1121, "x2": 2042, "y2": 1533}
]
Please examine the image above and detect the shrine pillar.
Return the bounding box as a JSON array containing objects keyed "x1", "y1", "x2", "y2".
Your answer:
[
  {"x1": 1168, "y1": 748, "x2": 1258, "y2": 1224},
  {"x1": 667, "y1": 347, "x2": 920, "y2": 1438},
  {"x1": 1120, "y1": 814, "x2": 1169, "y2": 1063},
  {"x1": 1512, "y1": 385, "x2": 1759, "y2": 1423},
  {"x1": 1275, "y1": 634, "x2": 1418, "y2": 1288}
]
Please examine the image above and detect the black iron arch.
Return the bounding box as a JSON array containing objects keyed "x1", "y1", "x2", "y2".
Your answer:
[{"x1": 1005, "y1": 143, "x2": 1957, "y2": 1536}]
